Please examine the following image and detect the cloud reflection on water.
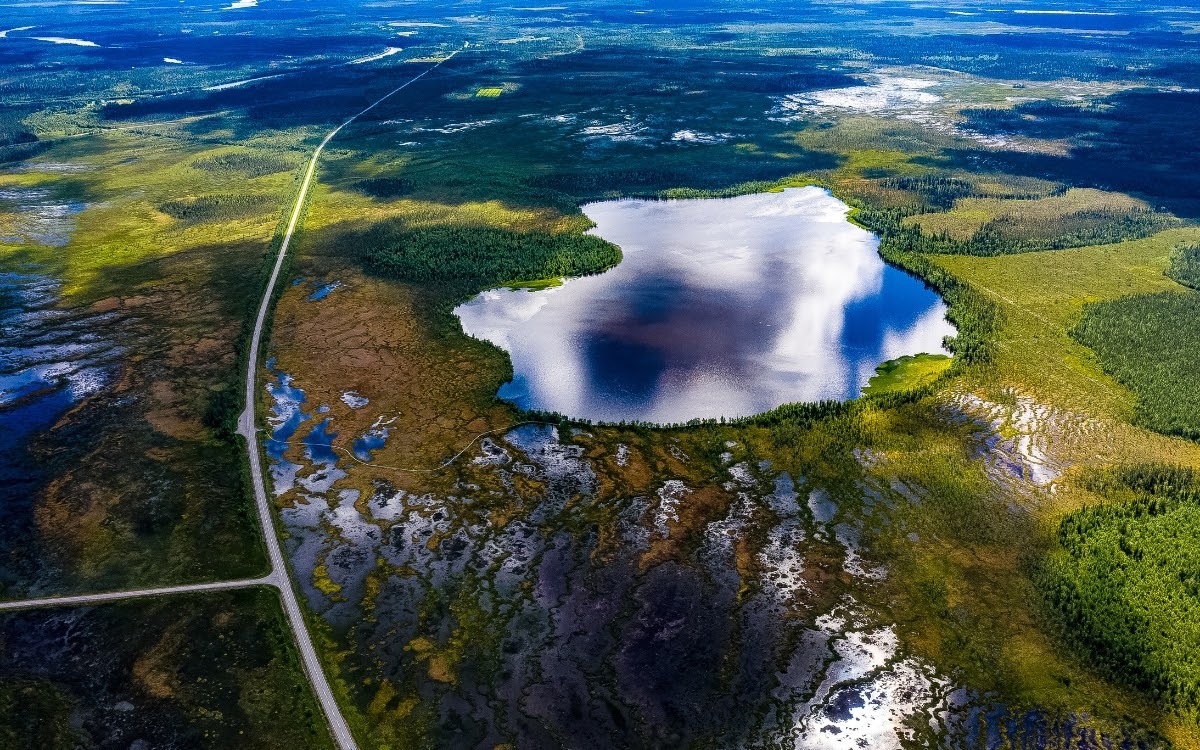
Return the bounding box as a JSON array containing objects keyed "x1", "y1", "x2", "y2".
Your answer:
[{"x1": 455, "y1": 187, "x2": 955, "y2": 424}]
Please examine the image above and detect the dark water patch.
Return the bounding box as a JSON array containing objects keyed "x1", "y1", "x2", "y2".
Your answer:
[
  {"x1": 263, "y1": 360, "x2": 308, "y2": 459},
  {"x1": 285, "y1": 417, "x2": 1169, "y2": 747},
  {"x1": 263, "y1": 360, "x2": 310, "y2": 494},
  {"x1": 261, "y1": 366, "x2": 388, "y2": 626},
  {"x1": 351, "y1": 419, "x2": 390, "y2": 462},
  {"x1": 318, "y1": 426, "x2": 952, "y2": 747},
  {"x1": 938, "y1": 698, "x2": 1166, "y2": 750},
  {"x1": 307, "y1": 280, "x2": 342, "y2": 301},
  {"x1": 302, "y1": 418, "x2": 339, "y2": 464}
]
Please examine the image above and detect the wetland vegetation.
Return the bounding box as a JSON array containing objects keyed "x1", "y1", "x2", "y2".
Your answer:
[
  {"x1": 0, "y1": 589, "x2": 333, "y2": 749},
  {"x1": 4, "y1": 0, "x2": 1200, "y2": 747}
]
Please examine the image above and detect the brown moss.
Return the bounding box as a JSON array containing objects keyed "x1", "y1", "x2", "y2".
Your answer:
[{"x1": 132, "y1": 622, "x2": 185, "y2": 700}]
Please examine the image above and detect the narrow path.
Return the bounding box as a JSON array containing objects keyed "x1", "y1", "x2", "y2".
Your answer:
[
  {"x1": 236, "y1": 48, "x2": 461, "y2": 750},
  {"x1": 0, "y1": 576, "x2": 272, "y2": 611},
  {"x1": 0, "y1": 48, "x2": 463, "y2": 750}
]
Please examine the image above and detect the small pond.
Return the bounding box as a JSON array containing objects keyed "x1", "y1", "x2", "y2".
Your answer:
[{"x1": 455, "y1": 187, "x2": 955, "y2": 424}]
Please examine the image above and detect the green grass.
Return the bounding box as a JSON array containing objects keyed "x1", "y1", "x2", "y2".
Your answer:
[
  {"x1": 503, "y1": 276, "x2": 564, "y2": 291},
  {"x1": 862, "y1": 353, "x2": 952, "y2": 396},
  {"x1": 934, "y1": 229, "x2": 1200, "y2": 422},
  {"x1": 1072, "y1": 291, "x2": 1200, "y2": 440}
]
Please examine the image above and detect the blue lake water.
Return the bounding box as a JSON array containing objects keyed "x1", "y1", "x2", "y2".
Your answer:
[{"x1": 454, "y1": 187, "x2": 955, "y2": 424}]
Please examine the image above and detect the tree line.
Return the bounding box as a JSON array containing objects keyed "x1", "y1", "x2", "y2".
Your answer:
[{"x1": 364, "y1": 223, "x2": 621, "y2": 289}]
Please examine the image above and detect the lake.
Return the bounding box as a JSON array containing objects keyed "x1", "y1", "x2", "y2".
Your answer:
[{"x1": 454, "y1": 187, "x2": 955, "y2": 424}]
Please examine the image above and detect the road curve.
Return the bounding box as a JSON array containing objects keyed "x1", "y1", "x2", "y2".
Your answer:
[{"x1": 236, "y1": 49, "x2": 462, "y2": 750}]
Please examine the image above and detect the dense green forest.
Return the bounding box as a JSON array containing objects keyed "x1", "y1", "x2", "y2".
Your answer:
[
  {"x1": 0, "y1": 116, "x2": 44, "y2": 163},
  {"x1": 1168, "y1": 242, "x2": 1200, "y2": 290},
  {"x1": 960, "y1": 210, "x2": 1178, "y2": 256},
  {"x1": 348, "y1": 177, "x2": 415, "y2": 200},
  {"x1": 159, "y1": 194, "x2": 275, "y2": 223},
  {"x1": 192, "y1": 152, "x2": 294, "y2": 179},
  {"x1": 1040, "y1": 465, "x2": 1200, "y2": 717},
  {"x1": 364, "y1": 223, "x2": 621, "y2": 288},
  {"x1": 878, "y1": 175, "x2": 1053, "y2": 210},
  {"x1": 1071, "y1": 291, "x2": 1200, "y2": 439}
]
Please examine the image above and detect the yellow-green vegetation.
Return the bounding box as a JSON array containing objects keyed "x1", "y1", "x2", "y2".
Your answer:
[
  {"x1": 934, "y1": 228, "x2": 1200, "y2": 423},
  {"x1": 900, "y1": 186, "x2": 1177, "y2": 254},
  {"x1": 1, "y1": 132, "x2": 303, "y2": 297},
  {"x1": 863, "y1": 353, "x2": 952, "y2": 396},
  {"x1": 446, "y1": 82, "x2": 520, "y2": 101},
  {"x1": 906, "y1": 188, "x2": 1148, "y2": 239},
  {"x1": 312, "y1": 564, "x2": 344, "y2": 597},
  {"x1": 908, "y1": 208, "x2": 992, "y2": 241},
  {"x1": 503, "y1": 276, "x2": 563, "y2": 290}
]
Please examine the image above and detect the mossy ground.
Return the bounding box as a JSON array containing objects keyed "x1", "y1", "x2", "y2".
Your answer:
[
  {"x1": 0, "y1": 589, "x2": 334, "y2": 750},
  {"x1": 863, "y1": 354, "x2": 953, "y2": 396}
]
